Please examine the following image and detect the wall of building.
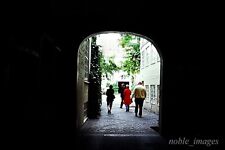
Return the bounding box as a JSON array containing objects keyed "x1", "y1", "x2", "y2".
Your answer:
[
  {"x1": 140, "y1": 39, "x2": 160, "y2": 114},
  {"x1": 76, "y1": 39, "x2": 90, "y2": 128}
]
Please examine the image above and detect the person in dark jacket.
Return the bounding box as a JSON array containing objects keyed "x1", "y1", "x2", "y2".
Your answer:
[
  {"x1": 120, "y1": 83, "x2": 125, "y2": 108},
  {"x1": 106, "y1": 85, "x2": 115, "y2": 114}
]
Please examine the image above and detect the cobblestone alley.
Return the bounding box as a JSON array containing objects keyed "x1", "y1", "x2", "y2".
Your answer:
[
  {"x1": 77, "y1": 94, "x2": 170, "y2": 150},
  {"x1": 79, "y1": 94, "x2": 160, "y2": 136}
]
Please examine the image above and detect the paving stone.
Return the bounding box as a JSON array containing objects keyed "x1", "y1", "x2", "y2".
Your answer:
[{"x1": 80, "y1": 94, "x2": 159, "y2": 136}]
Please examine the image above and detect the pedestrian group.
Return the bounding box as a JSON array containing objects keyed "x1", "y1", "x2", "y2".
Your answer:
[{"x1": 106, "y1": 82, "x2": 146, "y2": 118}]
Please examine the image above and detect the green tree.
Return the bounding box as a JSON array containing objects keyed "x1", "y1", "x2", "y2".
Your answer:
[
  {"x1": 100, "y1": 52, "x2": 120, "y2": 80},
  {"x1": 88, "y1": 36, "x2": 102, "y2": 118},
  {"x1": 119, "y1": 34, "x2": 140, "y2": 75}
]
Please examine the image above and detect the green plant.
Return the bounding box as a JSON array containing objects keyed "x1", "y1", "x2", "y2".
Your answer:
[{"x1": 119, "y1": 34, "x2": 140, "y2": 75}]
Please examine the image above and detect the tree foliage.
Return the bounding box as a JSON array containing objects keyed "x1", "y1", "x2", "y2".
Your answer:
[
  {"x1": 88, "y1": 36, "x2": 102, "y2": 118},
  {"x1": 100, "y1": 53, "x2": 120, "y2": 79},
  {"x1": 119, "y1": 34, "x2": 140, "y2": 75}
]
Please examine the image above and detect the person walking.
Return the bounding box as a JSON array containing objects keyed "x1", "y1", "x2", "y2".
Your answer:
[
  {"x1": 133, "y1": 82, "x2": 146, "y2": 117},
  {"x1": 123, "y1": 84, "x2": 132, "y2": 112},
  {"x1": 106, "y1": 85, "x2": 115, "y2": 114},
  {"x1": 119, "y1": 83, "x2": 125, "y2": 108}
]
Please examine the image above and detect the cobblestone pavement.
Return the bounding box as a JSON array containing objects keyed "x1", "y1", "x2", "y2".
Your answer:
[
  {"x1": 80, "y1": 94, "x2": 159, "y2": 136},
  {"x1": 77, "y1": 94, "x2": 218, "y2": 150}
]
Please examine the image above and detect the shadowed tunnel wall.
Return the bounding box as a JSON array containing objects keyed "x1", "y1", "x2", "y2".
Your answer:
[{"x1": 3, "y1": 0, "x2": 223, "y2": 145}]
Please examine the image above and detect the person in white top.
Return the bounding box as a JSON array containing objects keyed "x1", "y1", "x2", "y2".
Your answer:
[{"x1": 132, "y1": 82, "x2": 146, "y2": 117}]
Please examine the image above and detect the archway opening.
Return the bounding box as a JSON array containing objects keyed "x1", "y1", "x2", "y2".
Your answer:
[{"x1": 76, "y1": 31, "x2": 163, "y2": 136}]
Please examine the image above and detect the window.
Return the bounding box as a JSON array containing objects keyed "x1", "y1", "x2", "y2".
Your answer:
[
  {"x1": 150, "y1": 44, "x2": 154, "y2": 65},
  {"x1": 157, "y1": 85, "x2": 160, "y2": 106},
  {"x1": 141, "y1": 50, "x2": 145, "y2": 69},
  {"x1": 145, "y1": 85, "x2": 150, "y2": 103},
  {"x1": 150, "y1": 85, "x2": 156, "y2": 103},
  {"x1": 145, "y1": 46, "x2": 150, "y2": 67},
  {"x1": 151, "y1": 44, "x2": 159, "y2": 64},
  {"x1": 153, "y1": 46, "x2": 157, "y2": 63}
]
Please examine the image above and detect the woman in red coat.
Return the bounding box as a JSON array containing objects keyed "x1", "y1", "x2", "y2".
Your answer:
[{"x1": 123, "y1": 84, "x2": 132, "y2": 112}]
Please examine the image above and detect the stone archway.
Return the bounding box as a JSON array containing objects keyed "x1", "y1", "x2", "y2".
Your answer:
[{"x1": 76, "y1": 31, "x2": 163, "y2": 135}]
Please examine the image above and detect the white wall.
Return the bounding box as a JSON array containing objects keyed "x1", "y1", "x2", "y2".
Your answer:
[{"x1": 140, "y1": 39, "x2": 160, "y2": 114}]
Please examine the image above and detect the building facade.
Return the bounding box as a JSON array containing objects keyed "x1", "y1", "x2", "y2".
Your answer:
[{"x1": 140, "y1": 38, "x2": 160, "y2": 114}]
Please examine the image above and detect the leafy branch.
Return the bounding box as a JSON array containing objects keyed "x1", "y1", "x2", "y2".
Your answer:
[
  {"x1": 119, "y1": 34, "x2": 140, "y2": 75},
  {"x1": 100, "y1": 53, "x2": 120, "y2": 79}
]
